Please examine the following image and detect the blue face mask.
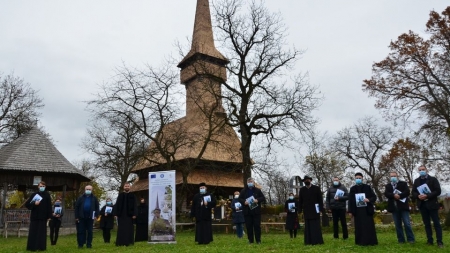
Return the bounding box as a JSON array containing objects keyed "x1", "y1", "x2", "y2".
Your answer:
[
  {"x1": 355, "y1": 179, "x2": 362, "y2": 185},
  {"x1": 39, "y1": 187, "x2": 45, "y2": 192},
  {"x1": 106, "y1": 201, "x2": 112, "y2": 205},
  {"x1": 390, "y1": 177, "x2": 398, "y2": 183},
  {"x1": 85, "y1": 190, "x2": 92, "y2": 195},
  {"x1": 289, "y1": 196, "x2": 294, "y2": 200},
  {"x1": 247, "y1": 183, "x2": 254, "y2": 188},
  {"x1": 333, "y1": 181, "x2": 339, "y2": 186},
  {"x1": 419, "y1": 171, "x2": 427, "y2": 177},
  {"x1": 200, "y1": 188, "x2": 206, "y2": 194}
]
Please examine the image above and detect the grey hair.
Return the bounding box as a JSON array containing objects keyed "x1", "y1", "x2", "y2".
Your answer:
[{"x1": 247, "y1": 177, "x2": 255, "y2": 182}]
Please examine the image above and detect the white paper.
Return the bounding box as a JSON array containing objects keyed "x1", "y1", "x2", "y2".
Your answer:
[
  {"x1": 92, "y1": 211, "x2": 95, "y2": 220},
  {"x1": 203, "y1": 195, "x2": 211, "y2": 203},
  {"x1": 31, "y1": 194, "x2": 43, "y2": 203},
  {"x1": 288, "y1": 203, "x2": 296, "y2": 212},
  {"x1": 315, "y1": 203, "x2": 319, "y2": 213},
  {"x1": 246, "y1": 196, "x2": 258, "y2": 210},
  {"x1": 417, "y1": 183, "x2": 431, "y2": 195},
  {"x1": 334, "y1": 189, "x2": 344, "y2": 198},
  {"x1": 234, "y1": 202, "x2": 242, "y2": 212},
  {"x1": 393, "y1": 189, "x2": 406, "y2": 203},
  {"x1": 355, "y1": 193, "x2": 367, "y2": 207},
  {"x1": 105, "y1": 206, "x2": 113, "y2": 214},
  {"x1": 54, "y1": 206, "x2": 62, "y2": 215}
]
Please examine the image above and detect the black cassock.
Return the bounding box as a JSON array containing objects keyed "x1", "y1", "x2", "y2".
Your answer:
[
  {"x1": 114, "y1": 192, "x2": 137, "y2": 246},
  {"x1": 299, "y1": 185, "x2": 324, "y2": 245},
  {"x1": 190, "y1": 192, "x2": 216, "y2": 244},
  {"x1": 135, "y1": 203, "x2": 149, "y2": 242},
  {"x1": 349, "y1": 184, "x2": 378, "y2": 246},
  {"x1": 25, "y1": 191, "x2": 52, "y2": 251}
]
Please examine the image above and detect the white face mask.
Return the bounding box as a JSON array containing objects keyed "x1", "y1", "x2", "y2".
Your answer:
[{"x1": 234, "y1": 195, "x2": 239, "y2": 199}]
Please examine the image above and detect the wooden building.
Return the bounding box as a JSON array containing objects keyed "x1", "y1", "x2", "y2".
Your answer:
[
  {"x1": 0, "y1": 127, "x2": 90, "y2": 225},
  {"x1": 131, "y1": 0, "x2": 244, "y2": 210}
]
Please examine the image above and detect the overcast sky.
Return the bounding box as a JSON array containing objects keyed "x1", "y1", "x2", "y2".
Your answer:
[{"x1": 1, "y1": 0, "x2": 448, "y2": 167}]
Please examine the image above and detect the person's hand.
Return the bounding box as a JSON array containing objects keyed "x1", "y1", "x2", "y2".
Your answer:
[
  {"x1": 334, "y1": 197, "x2": 339, "y2": 200},
  {"x1": 244, "y1": 201, "x2": 249, "y2": 205},
  {"x1": 418, "y1": 194, "x2": 427, "y2": 200},
  {"x1": 254, "y1": 199, "x2": 258, "y2": 204},
  {"x1": 132, "y1": 216, "x2": 136, "y2": 219},
  {"x1": 327, "y1": 209, "x2": 332, "y2": 213},
  {"x1": 105, "y1": 213, "x2": 108, "y2": 216},
  {"x1": 75, "y1": 218, "x2": 79, "y2": 223},
  {"x1": 35, "y1": 201, "x2": 40, "y2": 206},
  {"x1": 394, "y1": 194, "x2": 400, "y2": 200},
  {"x1": 363, "y1": 198, "x2": 370, "y2": 203},
  {"x1": 203, "y1": 201, "x2": 208, "y2": 206}
]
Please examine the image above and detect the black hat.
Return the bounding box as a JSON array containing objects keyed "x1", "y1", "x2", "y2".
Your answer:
[
  {"x1": 199, "y1": 182, "x2": 206, "y2": 187},
  {"x1": 302, "y1": 175, "x2": 313, "y2": 181},
  {"x1": 355, "y1": 172, "x2": 363, "y2": 177}
]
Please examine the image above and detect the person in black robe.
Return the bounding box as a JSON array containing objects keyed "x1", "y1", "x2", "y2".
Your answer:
[
  {"x1": 49, "y1": 197, "x2": 64, "y2": 245},
  {"x1": 239, "y1": 177, "x2": 266, "y2": 244},
  {"x1": 135, "y1": 197, "x2": 149, "y2": 242},
  {"x1": 190, "y1": 182, "x2": 216, "y2": 244},
  {"x1": 99, "y1": 198, "x2": 114, "y2": 243},
  {"x1": 25, "y1": 181, "x2": 52, "y2": 251},
  {"x1": 298, "y1": 175, "x2": 324, "y2": 245},
  {"x1": 349, "y1": 172, "x2": 378, "y2": 246},
  {"x1": 285, "y1": 192, "x2": 300, "y2": 239},
  {"x1": 114, "y1": 182, "x2": 137, "y2": 246}
]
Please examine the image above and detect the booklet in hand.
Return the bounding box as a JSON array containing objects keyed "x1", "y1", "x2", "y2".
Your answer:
[
  {"x1": 105, "y1": 206, "x2": 113, "y2": 214},
  {"x1": 288, "y1": 203, "x2": 296, "y2": 212},
  {"x1": 393, "y1": 189, "x2": 406, "y2": 203},
  {"x1": 334, "y1": 189, "x2": 344, "y2": 198},
  {"x1": 54, "y1": 206, "x2": 62, "y2": 215},
  {"x1": 246, "y1": 196, "x2": 258, "y2": 210},
  {"x1": 234, "y1": 202, "x2": 242, "y2": 212},
  {"x1": 203, "y1": 195, "x2": 211, "y2": 203},
  {"x1": 30, "y1": 194, "x2": 43, "y2": 203},
  {"x1": 355, "y1": 193, "x2": 367, "y2": 207},
  {"x1": 417, "y1": 184, "x2": 431, "y2": 195}
]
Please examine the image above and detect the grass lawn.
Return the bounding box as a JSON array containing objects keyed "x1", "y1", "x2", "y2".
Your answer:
[{"x1": 1, "y1": 227, "x2": 448, "y2": 253}]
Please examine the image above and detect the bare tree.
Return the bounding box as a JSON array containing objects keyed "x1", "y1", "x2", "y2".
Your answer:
[
  {"x1": 303, "y1": 130, "x2": 347, "y2": 193},
  {"x1": 332, "y1": 117, "x2": 396, "y2": 201},
  {"x1": 213, "y1": 0, "x2": 321, "y2": 185},
  {"x1": 0, "y1": 73, "x2": 43, "y2": 144},
  {"x1": 82, "y1": 109, "x2": 147, "y2": 191}
]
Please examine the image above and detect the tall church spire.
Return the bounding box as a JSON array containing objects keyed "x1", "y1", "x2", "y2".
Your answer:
[{"x1": 178, "y1": 0, "x2": 228, "y2": 74}]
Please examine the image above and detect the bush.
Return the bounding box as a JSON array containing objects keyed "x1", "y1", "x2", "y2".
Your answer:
[
  {"x1": 375, "y1": 201, "x2": 388, "y2": 211},
  {"x1": 261, "y1": 204, "x2": 284, "y2": 215}
]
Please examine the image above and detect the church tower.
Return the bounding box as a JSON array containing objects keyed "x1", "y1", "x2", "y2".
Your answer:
[{"x1": 177, "y1": 0, "x2": 229, "y2": 118}]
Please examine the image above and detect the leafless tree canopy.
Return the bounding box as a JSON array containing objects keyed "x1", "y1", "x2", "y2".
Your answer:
[
  {"x1": 0, "y1": 73, "x2": 43, "y2": 145},
  {"x1": 332, "y1": 117, "x2": 396, "y2": 201},
  {"x1": 213, "y1": 0, "x2": 321, "y2": 183}
]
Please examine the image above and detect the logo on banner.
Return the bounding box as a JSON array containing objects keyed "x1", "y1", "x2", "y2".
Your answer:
[
  {"x1": 150, "y1": 174, "x2": 156, "y2": 178},
  {"x1": 160, "y1": 174, "x2": 164, "y2": 178}
]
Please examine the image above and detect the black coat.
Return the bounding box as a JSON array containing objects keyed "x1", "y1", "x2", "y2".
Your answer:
[
  {"x1": 284, "y1": 199, "x2": 300, "y2": 230},
  {"x1": 136, "y1": 203, "x2": 149, "y2": 224},
  {"x1": 349, "y1": 184, "x2": 377, "y2": 216},
  {"x1": 74, "y1": 194, "x2": 100, "y2": 220},
  {"x1": 113, "y1": 192, "x2": 137, "y2": 217},
  {"x1": 190, "y1": 192, "x2": 216, "y2": 221},
  {"x1": 299, "y1": 185, "x2": 323, "y2": 220},
  {"x1": 411, "y1": 175, "x2": 441, "y2": 210},
  {"x1": 99, "y1": 205, "x2": 115, "y2": 229},
  {"x1": 384, "y1": 181, "x2": 411, "y2": 212},
  {"x1": 25, "y1": 191, "x2": 52, "y2": 221},
  {"x1": 231, "y1": 198, "x2": 245, "y2": 224},
  {"x1": 326, "y1": 183, "x2": 348, "y2": 210},
  {"x1": 239, "y1": 187, "x2": 266, "y2": 216}
]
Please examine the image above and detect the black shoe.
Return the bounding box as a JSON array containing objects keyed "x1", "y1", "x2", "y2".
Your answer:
[
  {"x1": 438, "y1": 243, "x2": 444, "y2": 248},
  {"x1": 257, "y1": 242, "x2": 261, "y2": 244},
  {"x1": 427, "y1": 242, "x2": 434, "y2": 246}
]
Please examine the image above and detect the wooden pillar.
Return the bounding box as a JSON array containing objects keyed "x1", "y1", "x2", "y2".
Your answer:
[
  {"x1": 62, "y1": 185, "x2": 66, "y2": 208},
  {"x1": 0, "y1": 182, "x2": 7, "y2": 228}
]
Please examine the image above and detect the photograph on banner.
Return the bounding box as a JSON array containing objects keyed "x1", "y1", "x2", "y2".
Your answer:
[{"x1": 148, "y1": 171, "x2": 176, "y2": 243}]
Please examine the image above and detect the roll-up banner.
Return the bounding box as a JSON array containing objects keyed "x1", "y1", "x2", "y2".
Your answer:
[{"x1": 148, "y1": 170, "x2": 176, "y2": 243}]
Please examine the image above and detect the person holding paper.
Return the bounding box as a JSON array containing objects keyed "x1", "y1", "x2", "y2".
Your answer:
[
  {"x1": 284, "y1": 193, "x2": 300, "y2": 239},
  {"x1": 49, "y1": 197, "x2": 64, "y2": 245},
  {"x1": 239, "y1": 177, "x2": 266, "y2": 244},
  {"x1": 25, "y1": 181, "x2": 52, "y2": 251},
  {"x1": 298, "y1": 175, "x2": 324, "y2": 245},
  {"x1": 384, "y1": 171, "x2": 415, "y2": 244},
  {"x1": 75, "y1": 184, "x2": 100, "y2": 249},
  {"x1": 231, "y1": 191, "x2": 245, "y2": 239},
  {"x1": 325, "y1": 177, "x2": 348, "y2": 240},
  {"x1": 114, "y1": 182, "x2": 138, "y2": 246},
  {"x1": 99, "y1": 198, "x2": 114, "y2": 243},
  {"x1": 411, "y1": 165, "x2": 443, "y2": 248},
  {"x1": 348, "y1": 172, "x2": 378, "y2": 246},
  {"x1": 135, "y1": 197, "x2": 149, "y2": 242},
  {"x1": 190, "y1": 182, "x2": 216, "y2": 244}
]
